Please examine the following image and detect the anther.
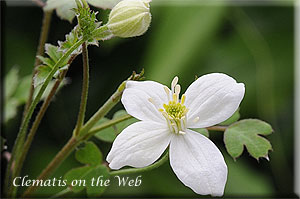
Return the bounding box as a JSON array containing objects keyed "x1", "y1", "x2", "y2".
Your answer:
[
  {"x1": 181, "y1": 94, "x2": 186, "y2": 104},
  {"x1": 173, "y1": 93, "x2": 178, "y2": 102},
  {"x1": 164, "y1": 86, "x2": 170, "y2": 101},
  {"x1": 175, "y1": 84, "x2": 181, "y2": 95},
  {"x1": 171, "y1": 76, "x2": 179, "y2": 92}
]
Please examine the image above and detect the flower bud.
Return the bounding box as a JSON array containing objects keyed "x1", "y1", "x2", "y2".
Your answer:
[{"x1": 107, "y1": 0, "x2": 152, "y2": 38}]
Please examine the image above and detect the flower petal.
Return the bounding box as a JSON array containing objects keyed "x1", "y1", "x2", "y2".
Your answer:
[
  {"x1": 170, "y1": 129, "x2": 227, "y2": 196},
  {"x1": 107, "y1": 121, "x2": 171, "y2": 169},
  {"x1": 184, "y1": 73, "x2": 245, "y2": 128},
  {"x1": 121, "y1": 80, "x2": 169, "y2": 122}
]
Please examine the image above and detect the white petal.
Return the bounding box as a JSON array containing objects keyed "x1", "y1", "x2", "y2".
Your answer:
[
  {"x1": 170, "y1": 130, "x2": 227, "y2": 196},
  {"x1": 121, "y1": 80, "x2": 169, "y2": 122},
  {"x1": 184, "y1": 73, "x2": 245, "y2": 128},
  {"x1": 107, "y1": 121, "x2": 171, "y2": 169}
]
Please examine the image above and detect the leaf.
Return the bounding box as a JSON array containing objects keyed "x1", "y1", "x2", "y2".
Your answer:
[
  {"x1": 64, "y1": 165, "x2": 110, "y2": 196},
  {"x1": 64, "y1": 166, "x2": 91, "y2": 192},
  {"x1": 4, "y1": 98, "x2": 18, "y2": 123},
  {"x1": 94, "y1": 118, "x2": 117, "y2": 142},
  {"x1": 219, "y1": 109, "x2": 240, "y2": 125},
  {"x1": 224, "y1": 119, "x2": 273, "y2": 160},
  {"x1": 87, "y1": 0, "x2": 122, "y2": 9},
  {"x1": 64, "y1": 141, "x2": 109, "y2": 197},
  {"x1": 33, "y1": 65, "x2": 52, "y2": 88},
  {"x1": 75, "y1": 142, "x2": 102, "y2": 166},
  {"x1": 84, "y1": 165, "x2": 110, "y2": 197},
  {"x1": 14, "y1": 76, "x2": 31, "y2": 103},
  {"x1": 94, "y1": 110, "x2": 138, "y2": 143},
  {"x1": 4, "y1": 67, "x2": 19, "y2": 99},
  {"x1": 113, "y1": 110, "x2": 138, "y2": 134},
  {"x1": 192, "y1": 128, "x2": 209, "y2": 137},
  {"x1": 58, "y1": 26, "x2": 81, "y2": 54}
]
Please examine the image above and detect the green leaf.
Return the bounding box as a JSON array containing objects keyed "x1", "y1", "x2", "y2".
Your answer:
[
  {"x1": 113, "y1": 110, "x2": 138, "y2": 134},
  {"x1": 5, "y1": 67, "x2": 19, "y2": 99},
  {"x1": 4, "y1": 98, "x2": 18, "y2": 123},
  {"x1": 64, "y1": 165, "x2": 109, "y2": 196},
  {"x1": 64, "y1": 166, "x2": 91, "y2": 192},
  {"x1": 192, "y1": 128, "x2": 209, "y2": 137},
  {"x1": 14, "y1": 76, "x2": 31, "y2": 103},
  {"x1": 87, "y1": 0, "x2": 122, "y2": 9},
  {"x1": 33, "y1": 65, "x2": 52, "y2": 88},
  {"x1": 219, "y1": 109, "x2": 240, "y2": 125},
  {"x1": 75, "y1": 142, "x2": 102, "y2": 166},
  {"x1": 58, "y1": 26, "x2": 81, "y2": 54},
  {"x1": 84, "y1": 165, "x2": 110, "y2": 197},
  {"x1": 94, "y1": 118, "x2": 117, "y2": 142},
  {"x1": 224, "y1": 119, "x2": 273, "y2": 160}
]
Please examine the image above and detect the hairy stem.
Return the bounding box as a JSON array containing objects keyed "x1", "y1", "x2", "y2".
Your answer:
[
  {"x1": 79, "y1": 81, "x2": 127, "y2": 136},
  {"x1": 22, "y1": 80, "x2": 127, "y2": 197},
  {"x1": 110, "y1": 152, "x2": 169, "y2": 176},
  {"x1": 5, "y1": 39, "x2": 84, "y2": 198},
  {"x1": 10, "y1": 55, "x2": 78, "y2": 198},
  {"x1": 74, "y1": 42, "x2": 89, "y2": 136},
  {"x1": 24, "y1": 10, "x2": 52, "y2": 117},
  {"x1": 4, "y1": 10, "x2": 52, "y2": 197}
]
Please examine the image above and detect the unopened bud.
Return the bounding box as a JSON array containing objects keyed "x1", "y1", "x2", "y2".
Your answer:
[{"x1": 107, "y1": 0, "x2": 152, "y2": 38}]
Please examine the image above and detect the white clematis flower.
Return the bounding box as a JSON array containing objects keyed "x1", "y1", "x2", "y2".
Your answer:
[{"x1": 107, "y1": 73, "x2": 245, "y2": 196}]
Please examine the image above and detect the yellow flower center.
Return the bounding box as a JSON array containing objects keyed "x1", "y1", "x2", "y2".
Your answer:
[{"x1": 159, "y1": 77, "x2": 188, "y2": 135}]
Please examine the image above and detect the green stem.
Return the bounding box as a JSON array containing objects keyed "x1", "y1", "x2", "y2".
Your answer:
[
  {"x1": 74, "y1": 42, "x2": 89, "y2": 136},
  {"x1": 21, "y1": 80, "x2": 127, "y2": 197},
  {"x1": 110, "y1": 152, "x2": 169, "y2": 176},
  {"x1": 24, "y1": 10, "x2": 52, "y2": 117},
  {"x1": 11, "y1": 54, "x2": 78, "y2": 198},
  {"x1": 22, "y1": 136, "x2": 80, "y2": 197},
  {"x1": 79, "y1": 81, "x2": 127, "y2": 136},
  {"x1": 82, "y1": 113, "x2": 133, "y2": 141},
  {"x1": 5, "y1": 39, "x2": 84, "y2": 198},
  {"x1": 4, "y1": 10, "x2": 52, "y2": 197},
  {"x1": 206, "y1": 125, "x2": 227, "y2": 132}
]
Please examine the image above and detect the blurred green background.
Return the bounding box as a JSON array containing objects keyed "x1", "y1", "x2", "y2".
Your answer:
[{"x1": 2, "y1": 0, "x2": 295, "y2": 198}]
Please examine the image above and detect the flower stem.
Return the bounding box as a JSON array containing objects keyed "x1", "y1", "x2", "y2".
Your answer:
[
  {"x1": 74, "y1": 42, "x2": 89, "y2": 136},
  {"x1": 24, "y1": 10, "x2": 52, "y2": 117},
  {"x1": 22, "y1": 136, "x2": 80, "y2": 197},
  {"x1": 206, "y1": 125, "x2": 227, "y2": 131},
  {"x1": 3, "y1": 10, "x2": 52, "y2": 197},
  {"x1": 4, "y1": 39, "x2": 84, "y2": 198},
  {"x1": 21, "y1": 79, "x2": 129, "y2": 197},
  {"x1": 110, "y1": 152, "x2": 169, "y2": 176},
  {"x1": 82, "y1": 113, "x2": 132, "y2": 141},
  {"x1": 78, "y1": 81, "x2": 127, "y2": 137},
  {"x1": 10, "y1": 55, "x2": 78, "y2": 198}
]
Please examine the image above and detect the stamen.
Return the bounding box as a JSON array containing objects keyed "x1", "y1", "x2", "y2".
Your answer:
[
  {"x1": 163, "y1": 86, "x2": 170, "y2": 101},
  {"x1": 172, "y1": 93, "x2": 178, "y2": 102},
  {"x1": 175, "y1": 84, "x2": 181, "y2": 95},
  {"x1": 181, "y1": 94, "x2": 186, "y2": 104},
  {"x1": 171, "y1": 76, "x2": 179, "y2": 92},
  {"x1": 159, "y1": 108, "x2": 164, "y2": 112}
]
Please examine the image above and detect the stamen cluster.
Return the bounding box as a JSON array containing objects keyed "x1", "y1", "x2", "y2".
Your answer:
[{"x1": 159, "y1": 77, "x2": 189, "y2": 134}]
